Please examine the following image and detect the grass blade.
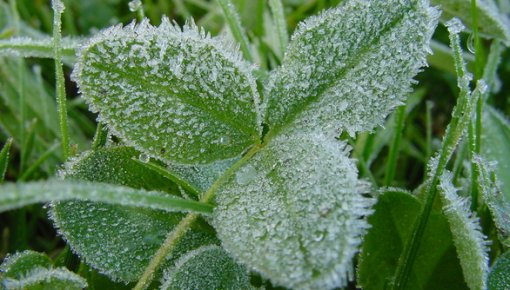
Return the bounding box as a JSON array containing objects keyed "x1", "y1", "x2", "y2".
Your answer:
[
  {"x1": 268, "y1": 0, "x2": 288, "y2": 58},
  {"x1": 0, "y1": 138, "x2": 13, "y2": 183},
  {"x1": 0, "y1": 180, "x2": 214, "y2": 214},
  {"x1": 216, "y1": 0, "x2": 253, "y2": 62}
]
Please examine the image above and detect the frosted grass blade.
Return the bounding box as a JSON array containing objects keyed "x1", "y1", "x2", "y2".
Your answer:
[{"x1": 0, "y1": 137, "x2": 12, "y2": 183}]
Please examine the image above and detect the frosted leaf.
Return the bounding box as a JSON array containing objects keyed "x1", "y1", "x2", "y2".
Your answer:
[
  {"x1": 265, "y1": 0, "x2": 439, "y2": 137},
  {"x1": 72, "y1": 18, "x2": 261, "y2": 164},
  {"x1": 431, "y1": 0, "x2": 510, "y2": 44},
  {"x1": 473, "y1": 155, "x2": 510, "y2": 242},
  {"x1": 438, "y1": 171, "x2": 490, "y2": 290},
  {"x1": 213, "y1": 129, "x2": 375, "y2": 289},
  {"x1": 488, "y1": 251, "x2": 510, "y2": 290},
  {"x1": 50, "y1": 147, "x2": 218, "y2": 283},
  {"x1": 0, "y1": 251, "x2": 87, "y2": 290},
  {"x1": 167, "y1": 157, "x2": 238, "y2": 194},
  {"x1": 160, "y1": 245, "x2": 253, "y2": 290},
  {"x1": 0, "y1": 251, "x2": 52, "y2": 277}
]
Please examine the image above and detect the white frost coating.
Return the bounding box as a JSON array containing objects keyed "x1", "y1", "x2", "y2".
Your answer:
[
  {"x1": 2, "y1": 267, "x2": 87, "y2": 289},
  {"x1": 161, "y1": 245, "x2": 253, "y2": 290},
  {"x1": 213, "y1": 130, "x2": 375, "y2": 289},
  {"x1": 72, "y1": 18, "x2": 261, "y2": 164},
  {"x1": 446, "y1": 17, "x2": 466, "y2": 34},
  {"x1": 439, "y1": 171, "x2": 490, "y2": 290},
  {"x1": 51, "y1": 0, "x2": 65, "y2": 14},
  {"x1": 265, "y1": 0, "x2": 439, "y2": 137}
]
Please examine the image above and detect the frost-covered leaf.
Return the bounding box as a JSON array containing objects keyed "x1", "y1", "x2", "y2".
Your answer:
[
  {"x1": 473, "y1": 156, "x2": 510, "y2": 243},
  {"x1": 0, "y1": 251, "x2": 87, "y2": 290},
  {"x1": 439, "y1": 171, "x2": 489, "y2": 290},
  {"x1": 482, "y1": 106, "x2": 510, "y2": 203},
  {"x1": 358, "y1": 190, "x2": 467, "y2": 290},
  {"x1": 431, "y1": 0, "x2": 510, "y2": 44},
  {"x1": 265, "y1": 0, "x2": 438, "y2": 136},
  {"x1": 73, "y1": 18, "x2": 261, "y2": 164},
  {"x1": 488, "y1": 250, "x2": 510, "y2": 290},
  {"x1": 50, "y1": 147, "x2": 218, "y2": 283},
  {"x1": 213, "y1": 130, "x2": 374, "y2": 289},
  {"x1": 0, "y1": 251, "x2": 52, "y2": 278},
  {"x1": 160, "y1": 245, "x2": 253, "y2": 290}
]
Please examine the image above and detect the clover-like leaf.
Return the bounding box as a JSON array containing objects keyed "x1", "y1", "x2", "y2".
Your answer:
[
  {"x1": 0, "y1": 251, "x2": 87, "y2": 290},
  {"x1": 73, "y1": 18, "x2": 261, "y2": 164},
  {"x1": 439, "y1": 171, "x2": 490, "y2": 290},
  {"x1": 431, "y1": 0, "x2": 510, "y2": 44},
  {"x1": 160, "y1": 245, "x2": 253, "y2": 290},
  {"x1": 213, "y1": 129, "x2": 374, "y2": 289},
  {"x1": 50, "y1": 147, "x2": 218, "y2": 283},
  {"x1": 265, "y1": 0, "x2": 438, "y2": 137}
]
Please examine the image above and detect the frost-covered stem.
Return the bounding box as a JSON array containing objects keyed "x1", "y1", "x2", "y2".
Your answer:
[
  {"x1": 216, "y1": 0, "x2": 254, "y2": 62},
  {"x1": 0, "y1": 138, "x2": 13, "y2": 183},
  {"x1": 268, "y1": 0, "x2": 288, "y2": 58},
  {"x1": 384, "y1": 105, "x2": 406, "y2": 186},
  {"x1": 392, "y1": 23, "x2": 481, "y2": 289},
  {"x1": 425, "y1": 101, "x2": 433, "y2": 163},
  {"x1": 52, "y1": 0, "x2": 70, "y2": 161},
  {"x1": 134, "y1": 144, "x2": 262, "y2": 289},
  {"x1": 91, "y1": 122, "x2": 107, "y2": 150},
  {"x1": 133, "y1": 213, "x2": 199, "y2": 290}
]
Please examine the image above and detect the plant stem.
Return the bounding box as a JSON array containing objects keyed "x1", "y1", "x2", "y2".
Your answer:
[
  {"x1": 384, "y1": 105, "x2": 406, "y2": 186},
  {"x1": 391, "y1": 22, "x2": 483, "y2": 289},
  {"x1": 133, "y1": 143, "x2": 263, "y2": 289},
  {"x1": 216, "y1": 0, "x2": 254, "y2": 62},
  {"x1": 52, "y1": 0, "x2": 70, "y2": 161}
]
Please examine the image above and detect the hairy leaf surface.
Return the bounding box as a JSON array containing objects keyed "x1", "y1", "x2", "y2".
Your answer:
[
  {"x1": 488, "y1": 250, "x2": 510, "y2": 290},
  {"x1": 358, "y1": 190, "x2": 467, "y2": 290},
  {"x1": 0, "y1": 251, "x2": 52, "y2": 278},
  {"x1": 50, "y1": 147, "x2": 218, "y2": 283},
  {"x1": 213, "y1": 130, "x2": 374, "y2": 289},
  {"x1": 160, "y1": 245, "x2": 253, "y2": 290},
  {"x1": 439, "y1": 171, "x2": 489, "y2": 290},
  {"x1": 73, "y1": 19, "x2": 261, "y2": 164},
  {"x1": 265, "y1": 0, "x2": 438, "y2": 136},
  {"x1": 431, "y1": 0, "x2": 510, "y2": 43}
]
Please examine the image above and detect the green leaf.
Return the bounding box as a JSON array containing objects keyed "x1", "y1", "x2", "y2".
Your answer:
[
  {"x1": 265, "y1": 0, "x2": 438, "y2": 137},
  {"x1": 0, "y1": 137, "x2": 12, "y2": 183},
  {"x1": 213, "y1": 130, "x2": 374, "y2": 289},
  {"x1": 357, "y1": 191, "x2": 468, "y2": 290},
  {"x1": 474, "y1": 156, "x2": 510, "y2": 241},
  {"x1": 439, "y1": 171, "x2": 489, "y2": 290},
  {"x1": 0, "y1": 251, "x2": 52, "y2": 279},
  {"x1": 73, "y1": 18, "x2": 261, "y2": 164},
  {"x1": 0, "y1": 180, "x2": 212, "y2": 214},
  {"x1": 161, "y1": 245, "x2": 253, "y2": 290},
  {"x1": 0, "y1": 251, "x2": 87, "y2": 290},
  {"x1": 488, "y1": 251, "x2": 510, "y2": 290},
  {"x1": 482, "y1": 106, "x2": 510, "y2": 204},
  {"x1": 431, "y1": 0, "x2": 510, "y2": 44},
  {"x1": 50, "y1": 147, "x2": 218, "y2": 283}
]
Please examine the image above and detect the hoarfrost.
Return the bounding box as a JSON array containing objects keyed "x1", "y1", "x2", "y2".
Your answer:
[
  {"x1": 213, "y1": 129, "x2": 375, "y2": 289},
  {"x1": 72, "y1": 18, "x2": 261, "y2": 164},
  {"x1": 265, "y1": 0, "x2": 439, "y2": 137}
]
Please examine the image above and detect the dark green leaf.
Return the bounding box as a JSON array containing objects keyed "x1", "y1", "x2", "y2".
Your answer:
[{"x1": 488, "y1": 250, "x2": 510, "y2": 290}]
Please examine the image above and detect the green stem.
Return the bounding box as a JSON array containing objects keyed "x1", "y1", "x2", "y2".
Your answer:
[
  {"x1": 0, "y1": 138, "x2": 13, "y2": 183},
  {"x1": 392, "y1": 22, "x2": 482, "y2": 290},
  {"x1": 384, "y1": 105, "x2": 406, "y2": 186},
  {"x1": 133, "y1": 143, "x2": 262, "y2": 290},
  {"x1": 216, "y1": 0, "x2": 254, "y2": 62},
  {"x1": 52, "y1": 0, "x2": 70, "y2": 161}
]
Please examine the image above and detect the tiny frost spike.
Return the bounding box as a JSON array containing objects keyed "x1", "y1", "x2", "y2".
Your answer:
[{"x1": 73, "y1": 18, "x2": 261, "y2": 164}]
